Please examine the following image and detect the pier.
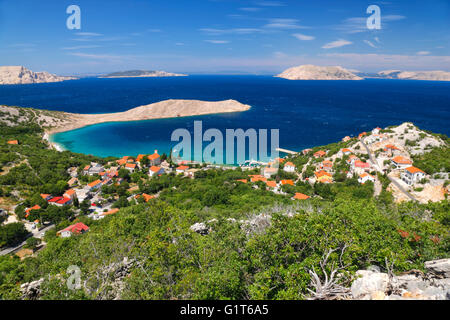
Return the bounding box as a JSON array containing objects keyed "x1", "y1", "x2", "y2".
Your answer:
[{"x1": 276, "y1": 148, "x2": 298, "y2": 155}]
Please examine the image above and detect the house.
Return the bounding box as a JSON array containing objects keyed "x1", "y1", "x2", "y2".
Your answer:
[
  {"x1": 347, "y1": 155, "x2": 358, "y2": 164},
  {"x1": 136, "y1": 193, "x2": 154, "y2": 202},
  {"x1": 280, "y1": 179, "x2": 294, "y2": 186},
  {"x1": 136, "y1": 154, "x2": 145, "y2": 162},
  {"x1": 176, "y1": 165, "x2": 189, "y2": 174},
  {"x1": 185, "y1": 168, "x2": 200, "y2": 178},
  {"x1": 263, "y1": 167, "x2": 278, "y2": 178},
  {"x1": 265, "y1": 180, "x2": 277, "y2": 189},
  {"x1": 401, "y1": 166, "x2": 426, "y2": 186},
  {"x1": 57, "y1": 222, "x2": 89, "y2": 238},
  {"x1": 313, "y1": 150, "x2": 326, "y2": 158},
  {"x1": 358, "y1": 132, "x2": 367, "y2": 140},
  {"x1": 148, "y1": 150, "x2": 161, "y2": 166},
  {"x1": 302, "y1": 149, "x2": 312, "y2": 156},
  {"x1": 63, "y1": 189, "x2": 77, "y2": 200},
  {"x1": 67, "y1": 167, "x2": 78, "y2": 178},
  {"x1": 354, "y1": 160, "x2": 370, "y2": 170},
  {"x1": 283, "y1": 162, "x2": 296, "y2": 173},
  {"x1": 384, "y1": 144, "x2": 400, "y2": 156},
  {"x1": 341, "y1": 148, "x2": 352, "y2": 156},
  {"x1": 249, "y1": 175, "x2": 267, "y2": 183},
  {"x1": 391, "y1": 156, "x2": 412, "y2": 169},
  {"x1": 342, "y1": 136, "x2": 351, "y2": 142},
  {"x1": 315, "y1": 170, "x2": 333, "y2": 183},
  {"x1": 372, "y1": 127, "x2": 382, "y2": 135},
  {"x1": 116, "y1": 158, "x2": 128, "y2": 166},
  {"x1": 293, "y1": 193, "x2": 310, "y2": 200},
  {"x1": 125, "y1": 163, "x2": 137, "y2": 172},
  {"x1": 358, "y1": 173, "x2": 375, "y2": 184},
  {"x1": 7, "y1": 140, "x2": 18, "y2": 145},
  {"x1": 67, "y1": 177, "x2": 79, "y2": 187},
  {"x1": 149, "y1": 166, "x2": 164, "y2": 177},
  {"x1": 321, "y1": 160, "x2": 333, "y2": 171},
  {"x1": 236, "y1": 179, "x2": 247, "y2": 183},
  {"x1": 82, "y1": 165, "x2": 91, "y2": 175},
  {"x1": 48, "y1": 197, "x2": 72, "y2": 207},
  {"x1": 25, "y1": 205, "x2": 41, "y2": 215},
  {"x1": 40, "y1": 194, "x2": 52, "y2": 201},
  {"x1": 87, "y1": 179, "x2": 103, "y2": 191},
  {"x1": 87, "y1": 163, "x2": 105, "y2": 175}
]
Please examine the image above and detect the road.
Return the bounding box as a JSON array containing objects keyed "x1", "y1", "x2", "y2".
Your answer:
[
  {"x1": 360, "y1": 137, "x2": 417, "y2": 202},
  {"x1": 0, "y1": 224, "x2": 55, "y2": 256}
]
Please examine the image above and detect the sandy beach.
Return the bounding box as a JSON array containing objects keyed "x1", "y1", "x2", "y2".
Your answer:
[{"x1": 45, "y1": 99, "x2": 251, "y2": 135}]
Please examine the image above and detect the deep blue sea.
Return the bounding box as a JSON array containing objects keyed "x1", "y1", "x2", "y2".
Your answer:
[{"x1": 0, "y1": 76, "x2": 449, "y2": 162}]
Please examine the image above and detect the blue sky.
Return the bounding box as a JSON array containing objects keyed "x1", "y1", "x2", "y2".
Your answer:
[{"x1": 0, "y1": 0, "x2": 449, "y2": 74}]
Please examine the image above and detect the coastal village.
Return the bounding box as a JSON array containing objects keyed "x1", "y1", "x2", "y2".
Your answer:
[{"x1": 1, "y1": 118, "x2": 448, "y2": 255}]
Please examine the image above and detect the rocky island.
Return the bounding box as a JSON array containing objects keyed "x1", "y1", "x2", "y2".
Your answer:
[
  {"x1": 99, "y1": 70, "x2": 188, "y2": 78},
  {"x1": 276, "y1": 64, "x2": 363, "y2": 80},
  {"x1": 377, "y1": 70, "x2": 450, "y2": 81},
  {"x1": 0, "y1": 66, "x2": 77, "y2": 85}
]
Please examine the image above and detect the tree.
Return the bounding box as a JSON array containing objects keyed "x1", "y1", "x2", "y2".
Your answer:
[{"x1": 0, "y1": 223, "x2": 29, "y2": 248}]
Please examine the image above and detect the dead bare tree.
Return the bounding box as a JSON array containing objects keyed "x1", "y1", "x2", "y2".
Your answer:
[{"x1": 306, "y1": 244, "x2": 352, "y2": 300}]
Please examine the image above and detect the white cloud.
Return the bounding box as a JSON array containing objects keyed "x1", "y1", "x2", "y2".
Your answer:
[
  {"x1": 61, "y1": 45, "x2": 101, "y2": 50},
  {"x1": 292, "y1": 33, "x2": 315, "y2": 41},
  {"x1": 336, "y1": 15, "x2": 406, "y2": 33},
  {"x1": 200, "y1": 28, "x2": 262, "y2": 35},
  {"x1": 239, "y1": 7, "x2": 261, "y2": 12},
  {"x1": 255, "y1": 1, "x2": 285, "y2": 6},
  {"x1": 322, "y1": 39, "x2": 352, "y2": 49},
  {"x1": 204, "y1": 40, "x2": 230, "y2": 44},
  {"x1": 264, "y1": 18, "x2": 307, "y2": 29},
  {"x1": 75, "y1": 32, "x2": 103, "y2": 37},
  {"x1": 416, "y1": 51, "x2": 431, "y2": 55},
  {"x1": 363, "y1": 40, "x2": 377, "y2": 48}
]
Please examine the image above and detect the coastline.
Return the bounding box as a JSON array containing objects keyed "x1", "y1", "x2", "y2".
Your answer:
[{"x1": 43, "y1": 132, "x2": 66, "y2": 152}]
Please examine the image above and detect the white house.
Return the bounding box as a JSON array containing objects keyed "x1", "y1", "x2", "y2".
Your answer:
[
  {"x1": 401, "y1": 166, "x2": 426, "y2": 186},
  {"x1": 149, "y1": 166, "x2": 164, "y2": 177},
  {"x1": 263, "y1": 167, "x2": 278, "y2": 178},
  {"x1": 358, "y1": 173, "x2": 375, "y2": 184},
  {"x1": 125, "y1": 163, "x2": 137, "y2": 172},
  {"x1": 176, "y1": 165, "x2": 189, "y2": 174},
  {"x1": 283, "y1": 161, "x2": 296, "y2": 173},
  {"x1": 391, "y1": 156, "x2": 412, "y2": 169},
  {"x1": 57, "y1": 222, "x2": 89, "y2": 238}
]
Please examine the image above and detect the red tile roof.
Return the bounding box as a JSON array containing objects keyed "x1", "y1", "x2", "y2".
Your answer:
[
  {"x1": 405, "y1": 166, "x2": 424, "y2": 174},
  {"x1": 61, "y1": 222, "x2": 89, "y2": 235},
  {"x1": 293, "y1": 193, "x2": 310, "y2": 200}
]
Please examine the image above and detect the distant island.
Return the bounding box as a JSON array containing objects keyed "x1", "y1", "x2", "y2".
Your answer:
[
  {"x1": 99, "y1": 70, "x2": 188, "y2": 78},
  {"x1": 375, "y1": 70, "x2": 450, "y2": 81},
  {"x1": 0, "y1": 66, "x2": 77, "y2": 85},
  {"x1": 0, "y1": 99, "x2": 251, "y2": 135},
  {"x1": 276, "y1": 65, "x2": 363, "y2": 80}
]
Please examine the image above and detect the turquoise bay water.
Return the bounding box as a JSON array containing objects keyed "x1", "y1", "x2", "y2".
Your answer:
[{"x1": 1, "y1": 76, "x2": 449, "y2": 161}]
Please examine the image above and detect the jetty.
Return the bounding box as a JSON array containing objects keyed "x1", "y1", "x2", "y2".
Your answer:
[{"x1": 276, "y1": 148, "x2": 298, "y2": 155}]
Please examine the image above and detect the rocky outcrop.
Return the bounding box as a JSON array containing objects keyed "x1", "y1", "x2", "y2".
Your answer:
[
  {"x1": 276, "y1": 65, "x2": 363, "y2": 80},
  {"x1": 351, "y1": 259, "x2": 450, "y2": 300},
  {"x1": 20, "y1": 278, "x2": 44, "y2": 300},
  {"x1": 378, "y1": 70, "x2": 450, "y2": 81},
  {"x1": 0, "y1": 66, "x2": 76, "y2": 85},
  {"x1": 190, "y1": 222, "x2": 210, "y2": 235}
]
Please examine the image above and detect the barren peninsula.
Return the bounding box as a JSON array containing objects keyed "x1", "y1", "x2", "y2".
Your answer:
[{"x1": 38, "y1": 99, "x2": 251, "y2": 134}]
